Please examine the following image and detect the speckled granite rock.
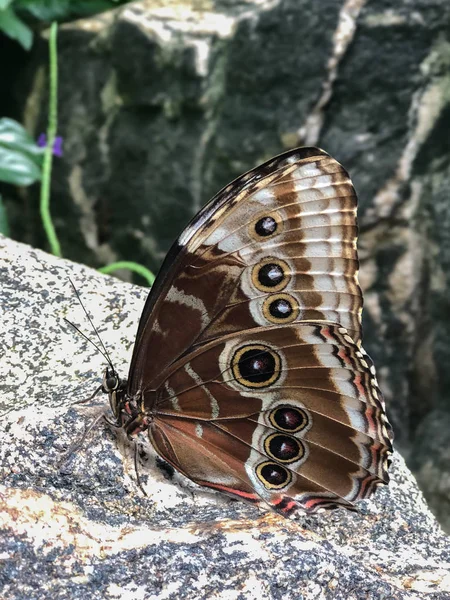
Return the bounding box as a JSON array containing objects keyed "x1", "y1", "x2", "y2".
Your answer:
[
  {"x1": 1, "y1": 235, "x2": 450, "y2": 600},
  {"x1": 3, "y1": 0, "x2": 450, "y2": 530}
]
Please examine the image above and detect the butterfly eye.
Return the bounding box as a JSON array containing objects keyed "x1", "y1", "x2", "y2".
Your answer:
[
  {"x1": 103, "y1": 369, "x2": 119, "y2": 391},
  {"x1": 264, "y1": 433, "x2": 305, "y2": 464},
  {"x1": 252, "y1": 258, "x2": 290, "y2": 292},
  {"x1": 106, "y1": 376, "x2": 118, "y2": 390},
  {"x1": 256, "y1": 461, "x2": 292, "y2": 489},
  {"x1": 269, "y1": 406, "x2": 309, "y2": 433},
  {"x1": 231, "y1": 344, "x2": 281, "y2": 388},
  {"x1": 262, "y1": 293, "x2": 300, "y2": 324}
]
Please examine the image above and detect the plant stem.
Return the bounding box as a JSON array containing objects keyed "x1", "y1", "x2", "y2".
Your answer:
[
  {"x1": 98, "y1": 261, "x2": 155, "y2": 287},
  {"x1": 40, "y1": 22, "x2": 61, "y2": 256}
]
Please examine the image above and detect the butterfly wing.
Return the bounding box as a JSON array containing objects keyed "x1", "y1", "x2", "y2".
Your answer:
[
  {"x1": 149, "y1": 323, "x2": 392, "y2": 513},
  {"x1": 122, "y1": 146, "x2": 392, "y2": 513},
  {"x1": 127, "y1": 147, "x2": 362, "y2": 395}
]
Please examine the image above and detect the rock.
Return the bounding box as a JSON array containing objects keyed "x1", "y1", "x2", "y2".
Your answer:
[
  {"x1": 1, "y1": 235, "x2": 450, "y2": 600},
  {"x1": 412, "y1": 410, "x2": 450, "y2": 534}
]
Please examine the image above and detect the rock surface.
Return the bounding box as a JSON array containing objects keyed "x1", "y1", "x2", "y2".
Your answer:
[
  {"x1": 1, "y1": 235, "x2": 450, "y2": 600},
  {"x1": 2, "y1": 0, "x2": 450, "y2": 530}
]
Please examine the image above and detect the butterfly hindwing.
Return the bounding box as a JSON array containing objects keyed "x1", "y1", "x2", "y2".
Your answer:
[{"x1": 150, "y1": 323, "x2": 392, "y2": 512}]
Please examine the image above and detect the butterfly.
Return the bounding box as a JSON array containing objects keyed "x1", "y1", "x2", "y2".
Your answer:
[{"x1": 100, "y1": 146, "x2": 393, "y2": 516}]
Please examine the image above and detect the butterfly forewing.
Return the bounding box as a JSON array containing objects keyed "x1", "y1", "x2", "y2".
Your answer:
[
  {"x1": 128, "y1": 148, "x2": 362, "y2": 395},
  {"x1": 118, "y1": 146, "x2": 392, "y2": 515}
]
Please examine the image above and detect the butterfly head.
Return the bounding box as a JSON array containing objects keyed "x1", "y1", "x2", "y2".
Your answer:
[
  {"x1": 102, "y1": 367, "x2": 121, "y2": 392},
  {"x1": 102, "y1": 367, "x2": 127, "y2": 418},
  {"x1": 101, "y1": 367, "x2": 151, "y2": 438}
]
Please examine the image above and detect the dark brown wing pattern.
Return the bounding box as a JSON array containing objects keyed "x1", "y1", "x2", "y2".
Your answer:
[
  {"x1": 128, "y1": 147, "x2": 362, "y2": 395},
  {"x1": 119, "y1": 147, "x2": 392, "y2": 515},
  {"x1": 149, "y1": 323, "x2": 392, "y2": 514}
]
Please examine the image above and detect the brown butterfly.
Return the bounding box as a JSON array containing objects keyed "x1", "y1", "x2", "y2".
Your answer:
[{"x1": 101, "y1": 147, "x2": 393, "y2": 516}]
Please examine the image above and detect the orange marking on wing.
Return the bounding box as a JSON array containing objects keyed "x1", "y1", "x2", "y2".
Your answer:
[
  {"x1": 304, "y1": 497, "x2": 328, "y2": 510},
  {"x1": 338, "y1": 348, "x2": 351, "y2": 365},
  {"x1": 321, "y1": 326, "x2": 333, "y2": 340},
  {"x1": 201, "y1": 481, "x2": 260, "y2": 502},
  {"x1": 359, "y1": 473, "x2": 377, "y2": 498},
  {"x1": 365, "y1": 407, "x2": 378, "y2": 437},
  {"x1": 280, "y1": 499, "x2": 298, "y2": 514},
  {"x1": 353, "y1": 373, "x2": 366, "y2": 397},
  {"x1": 370, "y1": 442, "x2": 383, "y2": 470}
]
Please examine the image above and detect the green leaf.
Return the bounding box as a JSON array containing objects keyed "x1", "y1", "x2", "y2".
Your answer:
[
  {"x1": 0, "y1": 194, "x2": 10, "y2": 236},
  {"x1": 0, "y1": 118, "x2": 44, "y2": 158},
  {"x1": 0, "y1": 7, "x2": 33, "y2": 50},
  {"x1": 0, "y1": 0, "x2": 14, "y2": 11},
  {"x1": 0, "y1": 119, "x2": 44, "y2": 185},
  {"x1": 13, "y1": 0, "x2": 71, "y2": 21},
  {"x1": 0, "y1": 146, "x2": 42, "y2": 185}
]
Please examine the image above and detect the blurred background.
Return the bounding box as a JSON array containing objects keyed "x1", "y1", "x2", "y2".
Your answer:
[{"x1": 1, "y1": 0, "x2": 449, "y2": 530}]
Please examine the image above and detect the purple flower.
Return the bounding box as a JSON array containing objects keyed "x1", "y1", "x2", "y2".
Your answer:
[{"x1": 37, "y1": 134, "x2": 63, "y2": 157}]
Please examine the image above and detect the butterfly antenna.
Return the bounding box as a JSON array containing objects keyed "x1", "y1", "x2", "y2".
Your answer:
[
  {"x1": 67, "y1": 278, "x2": 115, "y2": 372},
  {"x1": 63, "y1": 318, "x2": 112, "y2": 368}
]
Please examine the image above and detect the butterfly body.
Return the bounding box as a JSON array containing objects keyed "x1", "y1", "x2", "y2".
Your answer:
[{"x1": 103, "y1": 147, "x2": 393, "y2": 516}]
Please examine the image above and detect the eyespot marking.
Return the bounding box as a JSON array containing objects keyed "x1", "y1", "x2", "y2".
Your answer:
[
  {"x1": 256, "y1": 461, "x2": 292, "y2": 489},
  {"x1": 252, "y1": 257, "x2": 290, "y2": 292},
  {"x1": 231, "y1": 344, "x2": 281, "y2": 388},
  {"x1": 262, "y1": 293, "x2": 299, "y2": 324},
  {"x1": 265, "y1": 433, "x2": 304, "y2": 464},
  {"x1": 269, "y1": 406, "x2": 310, "y2": 433},
  {"x1": 251, "y1": 214, "x2": 280, "y2": 240}
]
